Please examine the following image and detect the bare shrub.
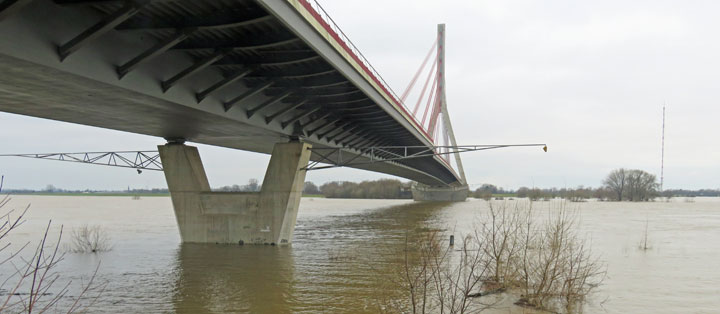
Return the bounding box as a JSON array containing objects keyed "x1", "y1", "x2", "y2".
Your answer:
[
  {"x1": 638, "y1": 218, "x2": 651, "y2": 251},
  {"x1": 514, "y1": 202, "x2": 605, "y2": 313},
  {"x1": 479, "y1": 201, "x2": 525, "y2": 286},
  {"x1": 0, "y1": 176, "x2": 106, "y2": 312},
  {"x1": 70, "y1": 225, "x2": 112, "y2": 253},
  {"x1": 374, "y1": 200, "x2": 605, "y2": 314},
  {"x1": 373, "y1": 230, "x2": 495, "y2": 314}
]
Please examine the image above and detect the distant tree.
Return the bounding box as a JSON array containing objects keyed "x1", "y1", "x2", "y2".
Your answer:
[
  {"x1": 603, "y1": 168, "x2": 627, "y2": 201},
  {"x1": 473, "y1": 189, "x2": 492, "y2": 200},
  {"x1": 625, "y1": 170, "x2": 658, "y2": 201},
  {"x1": 478, "y1": 184, "x2": 498, "y2": 194},
  {"x1": 603, "y1": 168, "x2": 657, "y2": 201},
  {"x1": 214, "y1": 184, "x2": 241, "y2": 192},
  {"x1": 592, "y1": 187, "x2": 614, "y2": 201},
  {"x1": 516, "y1": 187, "x2": 530, "y2": 198},
  {"x1": 44, "y1": 184, "x2": 57, "y2": 192},
  {"x1": 319, "y1": 181, "x2": 340, "y2": 198},
  {"x1": 528, "y1": 188, "x2": 545, "y2": 201},
  {"x1": 303, "y1": 181, "x2": 320, "y2": 195},
  {"x1": 245, "y1": 178, "x2": 260, "y2": 192},
  {"x1": 565, "y1": 185, "x2": 592, "y2": 202}
]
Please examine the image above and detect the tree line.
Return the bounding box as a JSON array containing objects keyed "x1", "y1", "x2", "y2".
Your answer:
[
  {"x1": 9, "y1": 167, "x2": 718, "y2": 200},
  {"x1": 221, "y1": 178, "x2": 414, "y2": 199},
  {"x1": 662, "y1": 189, "x2": 720, "y2": 197},
  {"x1": 215, "y1": 178, "x2": 260, "y2": 192},
  {"x1": 473, "y1": 185, "x2": 613, "y2": 202},
  {"x1": 219, "y1": 178, "x2": 414, "y2": 199},
  {"x1": 473, "y1": 168, "x2": 707, "y2": 202},
  {"x1": 312, "y1": 179, "x2": 413, "y2": 199}
]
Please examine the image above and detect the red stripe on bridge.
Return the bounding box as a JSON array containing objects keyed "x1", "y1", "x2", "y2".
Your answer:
[{"x1": 296, "y1": 0, "x2": 434, "y2": 143}]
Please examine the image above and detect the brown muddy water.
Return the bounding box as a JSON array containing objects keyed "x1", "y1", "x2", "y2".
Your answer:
[{"x1": 1, "y1": 195, "x2": 719, "y2": 313}]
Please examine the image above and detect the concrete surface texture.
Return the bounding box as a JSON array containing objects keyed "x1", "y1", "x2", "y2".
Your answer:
[{"x1": 158, "y1": 142, "x2": 311, "y2": 244}]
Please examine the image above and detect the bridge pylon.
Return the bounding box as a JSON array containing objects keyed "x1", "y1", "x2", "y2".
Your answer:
[
  {"x1": 158, "y1": 141, "x2": 311, "y2": 245},
  {"x1": 411, "y1": 24, "x2": 470, "y2": 201}
]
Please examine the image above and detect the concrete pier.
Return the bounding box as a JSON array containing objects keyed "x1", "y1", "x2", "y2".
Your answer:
[
  {"x1": 158, "y1": 141, "x2": 311, "y2": 245},
  {"x1": 411, "y1": 185, "x2": 469, "y2": 202}
]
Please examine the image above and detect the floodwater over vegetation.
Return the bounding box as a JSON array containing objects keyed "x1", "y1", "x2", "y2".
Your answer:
[{"x1": 2, "y1": 196, "x2": 719, "y2": 313}]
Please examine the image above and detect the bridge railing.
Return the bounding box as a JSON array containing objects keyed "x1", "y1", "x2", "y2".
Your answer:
[{"x1": 297, "y1": 0, "x2": 432, "y2": 141}]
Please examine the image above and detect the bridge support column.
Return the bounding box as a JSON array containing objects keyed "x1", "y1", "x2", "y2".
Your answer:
[
  {"x1": 158, "y1": 141, "x2": 311, "y2": 245},
  {"x1": 411, "y1": 184, "x2": 469, "y2": 202}
]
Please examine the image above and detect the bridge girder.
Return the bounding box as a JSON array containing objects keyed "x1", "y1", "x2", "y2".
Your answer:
[{"x1": 0, "y1": 0, "x2": 463, "y2": 186}]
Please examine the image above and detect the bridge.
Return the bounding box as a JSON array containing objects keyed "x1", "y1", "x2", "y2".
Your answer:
[{"x1": 0, "y1": 0, "x2": 469, "y2": 244}]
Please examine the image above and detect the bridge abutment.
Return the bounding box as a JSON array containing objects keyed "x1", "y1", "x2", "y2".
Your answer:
[{"x1": 158, "y1": 141, "x2": 311, "y2": 245}]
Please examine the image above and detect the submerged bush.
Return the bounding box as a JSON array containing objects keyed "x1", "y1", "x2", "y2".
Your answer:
[
  {"x1": 0, "y1": 176, "x2": 105, "y2": 312},
  {"x1": 373, "y1": 200, "x2": 605, "y2": 314},
  {"x1": 70, "y1": 224, "x2": 112, "y2": 253}
]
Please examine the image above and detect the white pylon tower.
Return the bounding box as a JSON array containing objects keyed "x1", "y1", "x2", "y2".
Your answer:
[{"x1": 436, "y1": 24, "x2": 467, "y2": 185}]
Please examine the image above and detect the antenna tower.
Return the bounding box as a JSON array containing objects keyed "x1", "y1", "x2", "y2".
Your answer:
[{"x1": 660, "y1": 103, "x2": 666, "y2": 191}]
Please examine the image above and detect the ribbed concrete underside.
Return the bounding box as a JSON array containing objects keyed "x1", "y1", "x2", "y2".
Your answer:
[{"x1": 0, "y1": 0, "x2": 461, "y2": 186}]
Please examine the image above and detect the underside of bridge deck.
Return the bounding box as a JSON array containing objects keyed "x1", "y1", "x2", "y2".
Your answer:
[
  {"x1": 0, "y1": 0, "x2": 472, "y2": 245},
  {"x1": 0, "y1": 0, "x2": 462, "y2": 187}
]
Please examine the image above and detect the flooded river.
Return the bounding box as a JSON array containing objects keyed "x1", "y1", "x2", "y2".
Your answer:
[{"x1": 1, "y1": 196, "x2": 719, "y2": 313}]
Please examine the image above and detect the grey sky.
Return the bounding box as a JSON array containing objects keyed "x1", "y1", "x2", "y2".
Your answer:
[{"x1": 1, "y1": 0, "x2": 718, "y2": 190}]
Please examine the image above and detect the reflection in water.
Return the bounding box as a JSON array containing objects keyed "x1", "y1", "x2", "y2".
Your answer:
[
  {"x1": 173, "y1": 245, "x2": 295, "y2": 313},
  {"x1": 172, "y1": 201, "x2": 451, "y2": 313}
]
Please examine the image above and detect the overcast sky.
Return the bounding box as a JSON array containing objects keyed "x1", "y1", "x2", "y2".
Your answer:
[{"x1": 1, "y1": 0, "x2": 718, "y2": 191}]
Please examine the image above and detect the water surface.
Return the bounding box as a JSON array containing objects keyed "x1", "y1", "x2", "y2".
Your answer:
[{"x1": 2, "y1": 195, "x2": 719, "y2": 313}]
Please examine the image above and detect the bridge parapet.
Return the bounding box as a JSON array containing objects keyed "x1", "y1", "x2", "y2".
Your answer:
[{"x1": 283, "y1": 0, "x2": 432, "y2": 142}]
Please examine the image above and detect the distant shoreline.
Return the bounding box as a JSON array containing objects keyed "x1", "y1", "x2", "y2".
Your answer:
[
  {"x1": 9, "y1": 192, "x2": 171, "y2": 197},
  {"x1": 7, "y1": 192, "x2": 329, "y2": 198}
]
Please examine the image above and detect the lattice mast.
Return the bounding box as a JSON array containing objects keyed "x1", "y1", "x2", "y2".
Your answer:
[
  {"x1": 436, "y1": 24, "x2": 467, "y2": 185},
  {"x1": 660, "y1": 103, "x2": 666, "y2": 191}
]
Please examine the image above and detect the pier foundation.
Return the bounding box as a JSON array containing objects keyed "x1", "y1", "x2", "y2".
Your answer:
[
  {"x1": 158, "y1": 141, "x2": 311, "y2": 244},
  {"x1": 411, "y1": 184, "x2": 469, "y2": 202}
]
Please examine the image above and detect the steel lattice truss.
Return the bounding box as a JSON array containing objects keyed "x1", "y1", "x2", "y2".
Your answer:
[
  {"x1": 305, "y1": 144, "x2": 546, "y2": 171},
  {"x1": 0, "y1": 144, "x2": 545, "y2": 173},
  {"x1": 0, "y1": 151, "x2": 162, "y2": 171}
]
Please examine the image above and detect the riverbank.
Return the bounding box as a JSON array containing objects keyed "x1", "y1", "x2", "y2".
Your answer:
[
  {"x1": 7, "y1": 192, "x2": 329, "y2": 198},
  {"x1": 9, "y1": 192, "x2": 171, "y2": 197}
]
